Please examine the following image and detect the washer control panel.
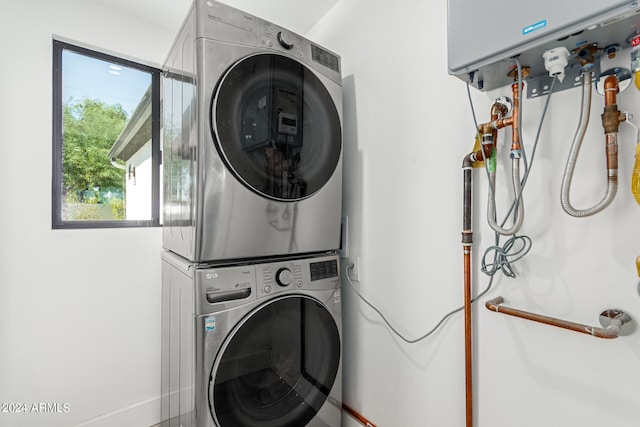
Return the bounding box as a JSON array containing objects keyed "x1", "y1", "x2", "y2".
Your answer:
[
  {"x1": 257, "y1": 255, "x2": 339, "y2": 298},
  {"x1": 261, "y1": 261, "x2": 302, "y2": 294},
  {"x1": 196, "y1": 255, "x2": 340, "y2": 313},
  {"x1": 256, "y1": 255, "x2": 340, "y2": 297}
]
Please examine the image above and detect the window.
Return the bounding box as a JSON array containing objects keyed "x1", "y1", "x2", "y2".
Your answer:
[{"x1": 52, "y1": 39, "x2": 161, "y2": 228}]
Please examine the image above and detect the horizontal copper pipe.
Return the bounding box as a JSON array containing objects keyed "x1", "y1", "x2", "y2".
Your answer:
[
  {"x1": 485, "y1": 297, "x2": 620, "y2": 339},
  {"x1": 343, "y1": 403, "x2": 377, "y2": 427}
]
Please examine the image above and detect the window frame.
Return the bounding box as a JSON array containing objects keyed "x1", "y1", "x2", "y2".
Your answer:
[{"x1": 52, "y1": 39, "x2": 161, "y2": 229}]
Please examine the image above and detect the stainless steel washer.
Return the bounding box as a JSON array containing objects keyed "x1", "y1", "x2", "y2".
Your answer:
[
  {"x1": 162, "y1": 0, "x2": 343, "y2": 262},
  {"x1": 161, "y1": 251, "x2": 342, "y2": 427}
]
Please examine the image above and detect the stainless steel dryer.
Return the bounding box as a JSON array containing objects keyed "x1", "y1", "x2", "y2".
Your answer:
[
  {"x1": 162, "y1": 0, "x2": 343, "y2": 262},
  {"x1": 161, "y1": 251, "x2": 343, "y2": 427}
]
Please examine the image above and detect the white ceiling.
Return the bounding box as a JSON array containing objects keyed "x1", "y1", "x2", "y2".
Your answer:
[{"x1": 96, "y1": 0, "x2": 338, "y2": 35}]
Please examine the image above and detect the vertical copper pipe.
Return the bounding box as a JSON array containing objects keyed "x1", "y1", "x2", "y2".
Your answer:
[
  {"x1": 603, "y1": 75, "x2": 619, "y2": 107},
  {"x1": 463, "y1": 249, "x2": 472, "y2": 427},
  {"x1": 510, "y1": 82, "x2": 521, "y2": 152},
  {"x1": 462, "y1": 154, "x2": 473, "y2": 427},
  {"x1": 605, "y1": 133, "x2": 619, "y2": 171},
  {"x1": 602, "y1": 75, "x2": 622, "y2": 174},
  {"x1": 493, "y1": 82, "x2": 521, "y2": 150}
]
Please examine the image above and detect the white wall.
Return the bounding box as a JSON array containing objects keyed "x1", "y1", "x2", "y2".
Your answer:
[
  {"x1": 308, "y1": 1, "x2": 640, "y2": 426},
  {"x1": 0, "y1": 1, "x2": 180, "y2": 425},
  {"x1": 4, "y1": 0, "x2": 640, "y2": 426}
]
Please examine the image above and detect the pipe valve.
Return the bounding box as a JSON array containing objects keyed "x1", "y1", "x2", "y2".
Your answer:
[{"x1": 494, "y1": 96, "x2": 512, "y2": 114}]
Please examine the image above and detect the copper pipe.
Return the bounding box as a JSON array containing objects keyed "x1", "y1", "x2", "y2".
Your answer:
[
  {"x1": 462, "y1": 154, "x2": 473, "y2": 427},
  {"x1": 561, "y1": 72, "x2": 621, "y2": 217},
  {"x1": 510, "y1": 82, "x2": 521, "y2": 152},
  {"x1": 342, "y1": 403, "x2": 377, "y2": 427},
  {"x1": 474, "y1": 100, "x2": 507, "y2": 163},
  {"x1": 601, "y1": 75, "x2": 623, "y2": 176},
  {"x1": 463, "y1": 249, "x2": 473, "y2": 427},
  {"x1": 604, "y1": 75, "x2": 619, "y2": 107},
  {"x1": 602, "y1": 75, "x2": 623, "y2": 134},
  {"x1": 605, "y1": 133, "x2": 619, "y2": 171},
  {"x1": 494, "y1": 115, "x2": 514, "y2": 129},
  {"x1": 485, "y1": 297, "x2": 621, "y2": 339},
  {"x1": 493, "y1": 82, "x2": 522, "y2": 152}
]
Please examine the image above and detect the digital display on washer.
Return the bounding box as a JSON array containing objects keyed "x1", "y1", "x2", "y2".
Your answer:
[
  {"x1": 311, "y1": 44, "x2": 340, "y2": 73},
  {"x1": 310, "y1": 260, "x2": 338, "y2": 281}
]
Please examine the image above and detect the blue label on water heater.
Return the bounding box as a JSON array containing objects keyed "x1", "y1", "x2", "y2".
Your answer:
[{"x1": 522, "y1": 19, "x2": 547, "y2": 35}]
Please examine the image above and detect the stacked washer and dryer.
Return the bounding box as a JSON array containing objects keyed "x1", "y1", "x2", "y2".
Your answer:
[{"x1": 160, "y1": 1, "x2": 344, "y2": 426}]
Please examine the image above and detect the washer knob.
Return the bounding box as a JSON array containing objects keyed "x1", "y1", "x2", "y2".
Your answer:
[
  {"x1": 277, "y1": 31, "x2": 294, "y2": 49},
  {"x1": 276, "y1": 267, "x2": 294, "y2": 286}
]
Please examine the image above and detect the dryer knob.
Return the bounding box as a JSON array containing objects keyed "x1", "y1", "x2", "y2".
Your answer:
[
  {"x1": 277, "y1": 31, "x2": 295, "y2": 50},
  {"x1": 276, "y1": 267, "x2": 294, "y2": 286}
]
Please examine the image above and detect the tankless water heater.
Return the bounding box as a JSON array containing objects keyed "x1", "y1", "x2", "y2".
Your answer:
[{"x1": 448, "y1": 0, "x2": 640, "y2": 93}]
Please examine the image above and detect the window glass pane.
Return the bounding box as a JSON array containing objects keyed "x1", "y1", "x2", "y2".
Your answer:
[{"x1": 60, "y1": 49, "x2": 152, "y2": 222}]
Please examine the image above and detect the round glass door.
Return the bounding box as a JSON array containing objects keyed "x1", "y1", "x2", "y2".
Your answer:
[
  {"x1": 210, "y1": 295, "x2": 341, "y2": 427},
  {"x1": 211, "y1": 53, "x2": 341, "y2": 201}
]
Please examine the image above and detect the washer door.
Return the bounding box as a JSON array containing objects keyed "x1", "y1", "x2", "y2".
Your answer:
[
  {"x1": 210, "y1": 295, "x2": 340, "y2": 427},
  {"x1": 211, "y1": 53, "x2": 341, "y2": 201}
]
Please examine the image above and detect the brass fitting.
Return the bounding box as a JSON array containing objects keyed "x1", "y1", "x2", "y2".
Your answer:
[
  {"x1": 478, "y1": 122, "x2": 494, "y2": 136},
  {"x1": 507, "y1": 66, "x2": 530, "y2": 81},
  {"x1": 572, "y1": 43, "x2": 601, "y2": 66},
  {"x1": 601, "y1": 106, "x2": 625, "y2": 134}
]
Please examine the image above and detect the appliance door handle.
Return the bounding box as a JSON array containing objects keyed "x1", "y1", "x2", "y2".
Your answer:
[{"x1": 206, "y1": 288, "x2": 251, "y2": 304}]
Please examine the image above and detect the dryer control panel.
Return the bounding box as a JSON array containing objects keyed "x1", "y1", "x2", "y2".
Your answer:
[{"x1": 196, "y1": 0, "x2": 342, "y2": 84}]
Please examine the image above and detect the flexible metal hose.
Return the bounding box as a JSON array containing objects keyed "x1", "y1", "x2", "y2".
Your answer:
[
  {"x1": 487, "y1": 158, "x2": 524, "y2": 235},
  {"x1": 560, "y1": 72, "x2": 618, "y2": 217}
]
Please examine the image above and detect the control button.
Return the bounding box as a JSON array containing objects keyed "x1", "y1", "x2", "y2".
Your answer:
[
  {"x1": 296, "y1": 280, "x2": 303, "y2": 288},
  {"x1": 265, "y1": 39, "x2": 273, "y2": 47},
  {"x1": 276, "y1": 268, "x2": 294, "y2": 286},
  {"x1": 277, "y1": 31, "x2": 294, "y2": 49},
  {"x1": 264, "y1": 285, "x2": 272, "y2": 294}
]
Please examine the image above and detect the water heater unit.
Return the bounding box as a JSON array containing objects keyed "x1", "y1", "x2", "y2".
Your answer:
[{"x1": 448, "y1": 0, "x2": 640, "y2": 93}]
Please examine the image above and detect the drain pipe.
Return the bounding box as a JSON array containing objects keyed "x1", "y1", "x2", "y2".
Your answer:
[
  {"x1": 462, "y1": 152, "x2": 476, "y2": 427},
  {"x1": 560, "y1": 72, "x2": 624, "y2": 216},
  {"x1": 462, "y1": 125, "x2": 499, "y2": 427}
]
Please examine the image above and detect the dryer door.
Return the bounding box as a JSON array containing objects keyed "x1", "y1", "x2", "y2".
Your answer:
[
  {"x1": 210, "y1": 295, "x2": 340, "y2": 427},
  {"x1": 211, "y1": 53, "x2": 341, "y2": 201}
]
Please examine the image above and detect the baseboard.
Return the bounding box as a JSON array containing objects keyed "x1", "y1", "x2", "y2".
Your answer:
[{"x1": 74, "y1": 396, "x2": 160, "y2": 427}]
